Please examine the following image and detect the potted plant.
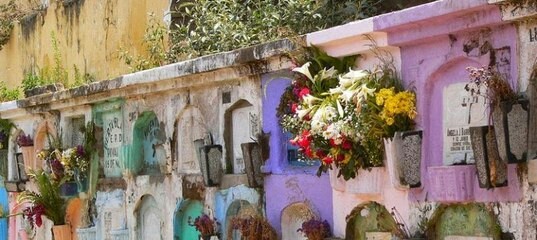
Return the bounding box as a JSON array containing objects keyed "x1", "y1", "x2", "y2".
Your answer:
[
  {"x1": 17, "y1": 134, "x2": 35, "y2": 172},
  {"x1": 227, "y1": 215, "x2": 277, "y2": 240},
  {"x1": 190, "y1": 214, "x2": 220, "y2": 240},
  {"x1": 297, "y1": 219, "x2": 331, "y2": 240},
  {"x1": 465, "y1": 66, "x2": 518, "y2": 188},
  {"x1": 17, "y1": 170, "x2": 70, "y2": 240}
]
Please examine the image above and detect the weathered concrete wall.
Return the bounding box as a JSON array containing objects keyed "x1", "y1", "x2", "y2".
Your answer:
[{"x1": 0, "y1": 0, "x2": 170, "y2": 88}]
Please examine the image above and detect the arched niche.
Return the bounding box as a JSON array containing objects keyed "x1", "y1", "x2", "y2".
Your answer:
[
  {"x1": 34, "y1": 121, "x2": 56, "y2": 152},
  {"x1": 281, "y1": 202, "x2": 317, "y2": 240},
  {"x1": 175, "y1": 106, "x2": 207, "y2": 173},
  {"x1": 345, "y1": 202, "x2": 399, "y2": 240},
  {"x1": 6, "y1": 128, "x2": 24, "y2": 182},
  {"x1": 427, "y1": 204, "x2": 501, "y2": 239},
  {"x1": 173, "y1": 199, "x2": 203, "y2": 240},
  {"x1": 224, "y1": 100, "x2": 257, "y2": 174},
  {"x1": 224, "y1": 200, "x2": 258, "y2": 240},
  {"x1": 135, "y1": 194, "x2": 162, "y2": 240},
  {"x1": 131, "y1": 111, "x2": 166, "y2": 175}
]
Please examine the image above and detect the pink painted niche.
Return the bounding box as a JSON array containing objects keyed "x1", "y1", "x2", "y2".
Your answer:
[{"x1": 414, "y1": 57, "x2": 521, "y2": 203}]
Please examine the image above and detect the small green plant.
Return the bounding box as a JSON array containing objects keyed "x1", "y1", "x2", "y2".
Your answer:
[
  {"x1": 0, "y1": 81, "x2": 20, "y2": 102},
  {"x1": 18, "y1": 170, "x2": 67, "y2": 227},
  {"x1": 119, "y1": 13, "x2": 168, "y2": 72}
]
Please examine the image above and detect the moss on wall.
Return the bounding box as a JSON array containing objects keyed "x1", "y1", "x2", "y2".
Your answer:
[{"x1": 426, "y1": 203, "x2": 502, "y2": 239}]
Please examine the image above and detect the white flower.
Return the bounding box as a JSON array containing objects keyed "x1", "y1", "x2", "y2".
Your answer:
[
  {"x1": 292, "y1": 62, "x2": 313, "y2": 81},
  {"x1": 343, "y1": 69, "x2": 369, "y2": 80},
  {"x1": 355, "y1": 84, "x2": 376, "y2": 103},
  {"x1": 340, "y1": 89, "x2": 357, "y2": 102},
  {"x1": 296, "y1": 108, "x2": 312, "y2": 119},
  {"x1": 302, "y1": 94, "x2": 322, "y2": 107},
  {"x1": 324, "y1": 106, "x2": 338, "y2": 120},
  {"x1": 311, "y1": 120, "x2": 326, "y2": 134},
  {"x1": 338, "y1": 75, "x2": 355, "y2": 89},
  {"x1": 318, "y1": 67, "x2": 338, "y2": 81}
]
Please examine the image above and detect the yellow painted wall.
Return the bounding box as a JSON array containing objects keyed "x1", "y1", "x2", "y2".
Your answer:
[{"x1": 0, "y1": 0, "x2": 170, "y2": 88}]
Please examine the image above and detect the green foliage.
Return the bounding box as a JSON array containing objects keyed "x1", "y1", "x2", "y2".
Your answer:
[
  {"x1": 167, "y1": 0, "x2": 435, "y2": 60},
  {"x1": 168, "y1": 0, "x2": 321, "y2": 60},
  {"x1": 18, "y1": 170, "x2": 67, "y2": 225},
  {"x1": 21, "y1": 32, "x2": 95, "y2": 92},
  {"x1": 119, "y1": 13, "x2": 168, "y2": 72},
  {"x1": 0, "y1": 81, "x2": 20, "y2": 102}
]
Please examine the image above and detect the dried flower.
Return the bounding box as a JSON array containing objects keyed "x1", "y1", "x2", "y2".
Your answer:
[
  {"x1": 16, "y1": 134, "x2": 33, "y2": 147},
  {"x1": 189, "y1": 214, "x2": 219, "y2": 237},
  {"x1": 297, "y1": 219, "x2": 331, "y2": 240}
]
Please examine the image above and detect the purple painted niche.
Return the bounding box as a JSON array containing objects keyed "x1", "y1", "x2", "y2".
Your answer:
[
  {"x1": 399, "y1": 26, "x2": 522, "y2": 203},
  {"x1": 261, "y1": 74, "x2": 333, "y2": 237}
]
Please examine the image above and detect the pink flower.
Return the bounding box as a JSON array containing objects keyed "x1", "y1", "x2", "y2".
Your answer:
[
  {"x1": 291, "y1": 103, "x2": 298, "y2": 113},
  {"x1": 298, "y1": 88, "x2": 311, "y2": 99}
]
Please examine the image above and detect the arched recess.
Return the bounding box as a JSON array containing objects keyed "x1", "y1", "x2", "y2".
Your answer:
[
  {"x1": 34, "y1": 121, "x2": 56, "y2": 170},
  {"x1": 131, "y1": 111, "x2": 166, "y2": 175},
  {"x1": 345, "y1": 202, "x2": 400, "y2": 240},
  {"x1": 175, "y1": 106, "x2": 207, "y2": 173},
  {"x1": 224, "y1": 200, "x2": 258, "y2": 240},
  {"x1": 135, "y1": 194, "x2": 163, "y2": 240},
  {"x1": 281, "y1": 202, "x2": 317, "y2": 240},
  {"x1": 423, "y1": 57, "x2": 488, "y2": 167},
  {"x1": 6, "y1": 128, "x2": 24, "y2": 181},
  {"x1": 173, "y1": 199, "x2": 203, "y2": 240},
  {"x1": 427, "y1": 203, "x2": 501, "y2": 239},
  {"x1": 224, "y1": 100, "x2": 257, "y2": 174}
]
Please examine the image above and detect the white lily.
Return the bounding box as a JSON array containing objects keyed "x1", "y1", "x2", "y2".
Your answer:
[
  {"x1": 297, "y1": 107, "x2": 312, "y2": 119},
  {"x1": 340, "y1": 89, "x2": 357, "y2": 102},
  {"x1": 302, "y1": 94, "x2": 322, "y2": 107},
  {"x1": 355, "y1": 84, "x2": 376, "y2": 103},
  {"x1": 338, "y1": 75, "x2": 355, "y2": 89},
  {"x1": 343, "y1": 69, "x2": 369, "y2": 80},
  {"x1": 318, "y1": 67, "x2": 338, "y2": 81},
  {"x1": 336, "y1": 100, "x2": 344, "y2": 117},
  {"x1": 292, "y1": 62, "x2": 313, "y2": 81}
]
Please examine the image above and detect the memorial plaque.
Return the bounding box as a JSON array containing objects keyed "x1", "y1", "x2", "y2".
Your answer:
[
  {"x1": 443, "y1": 83, "x2": 488, "y2": 165},
  {"x1": 103, "y1": 112, "x2": 123, "y2": 177}
]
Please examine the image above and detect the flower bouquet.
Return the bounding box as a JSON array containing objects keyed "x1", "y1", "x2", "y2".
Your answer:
[
  {"x1": 190, "y1": 214, "x2": 219, "y2": 240},
  {"x1": 297, "y1": 219, "x2": 331, "y2": 240},
  {"x1": 278, "y1": 47, "x2": 416, "y2": 180}
]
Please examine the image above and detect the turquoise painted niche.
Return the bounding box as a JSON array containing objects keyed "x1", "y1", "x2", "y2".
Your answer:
[
  {"x1": 174, "y1": 199, "x2": 203, "y2": 240},
  {"x1": 0, "y1": 187, "x2": 8, "y2": 240},
  {"x1": 130, "y1": 111, "x2": 166, "y2": 175}
]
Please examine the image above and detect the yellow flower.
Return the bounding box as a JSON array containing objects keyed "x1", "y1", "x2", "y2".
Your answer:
[{"x1": 386, "y1": 117, "x2": 395, "y2": 126}]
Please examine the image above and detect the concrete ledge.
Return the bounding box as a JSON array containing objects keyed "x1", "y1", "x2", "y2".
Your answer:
[{"x1": 220, "y1": 174, "x2": 249, "y2": 189}]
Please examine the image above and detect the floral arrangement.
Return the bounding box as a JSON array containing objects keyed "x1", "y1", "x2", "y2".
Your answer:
[
  {"x1": 465, "y1": 66, "x2": 517, "y2": 112},
  {"x1": 36, "y1": 145, "x2": 90, "y2": 181},
  {"x1": 227, "y1": 216, "x2": 277, "y2": 240},
  {"x1": 190, "y1": 214, "x2": 219, "y2": 237},
  {"x1": 61, "y1": 145, "x2": 90, "y2": 180},
  {"x1": 297, "y1": 219, "x2": 331, "y2": 240},
  {"x1": 278, "y1": 47, "x2": 416, "y2": 179},
  {"x1": 16, "y1": 134, "x2": 33, "y2": 147}
]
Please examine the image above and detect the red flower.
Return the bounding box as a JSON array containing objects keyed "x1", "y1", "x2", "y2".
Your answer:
[
  {"x1": 336, "y1": 154, "x2": 345, "y2": 162},
  {"x1": 297, "y1": 138, "x2": 310, "y2": 149},
  {"x1": 304, "y1": 147, "x2": 314, "y2": 158},
  {"x1": 329, "y1": 138, "x2": 339, "y2": 147},
  {"x1": 342, "y1": 139, "x2": 352, "y2": 150},
  {"x1": 316, "y1": 150, "x2": 327, "y2": 159},
  {"x1": 298, "y1": 88, "x2": 311, "y2": 99},
  {"x1": 291, "y1": 103, "x2": 298, "y2": 113},
  {"x1": 322, "y1": 156, "x2": 333, "y2": 165}
]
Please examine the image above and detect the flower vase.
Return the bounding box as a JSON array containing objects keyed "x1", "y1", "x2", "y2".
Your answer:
[
  {"x1": 75, "y1": 170, "x2": 89, "y2": 193},
  {"x1": 52, "y1": 224, "x2": 72, "y2": 240},
  {"x1": 20, "y1": 146, "x2": 35, "y2": 173},
  {"x1": 493, "y1": 99, "x2": 529, "y2": 163},
  {"x1": 60, "y1": 182, "x2": 78, "y2": 197},
  {"x1": 469, "y1": 126, "x2": 508, "y2": 188}
]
